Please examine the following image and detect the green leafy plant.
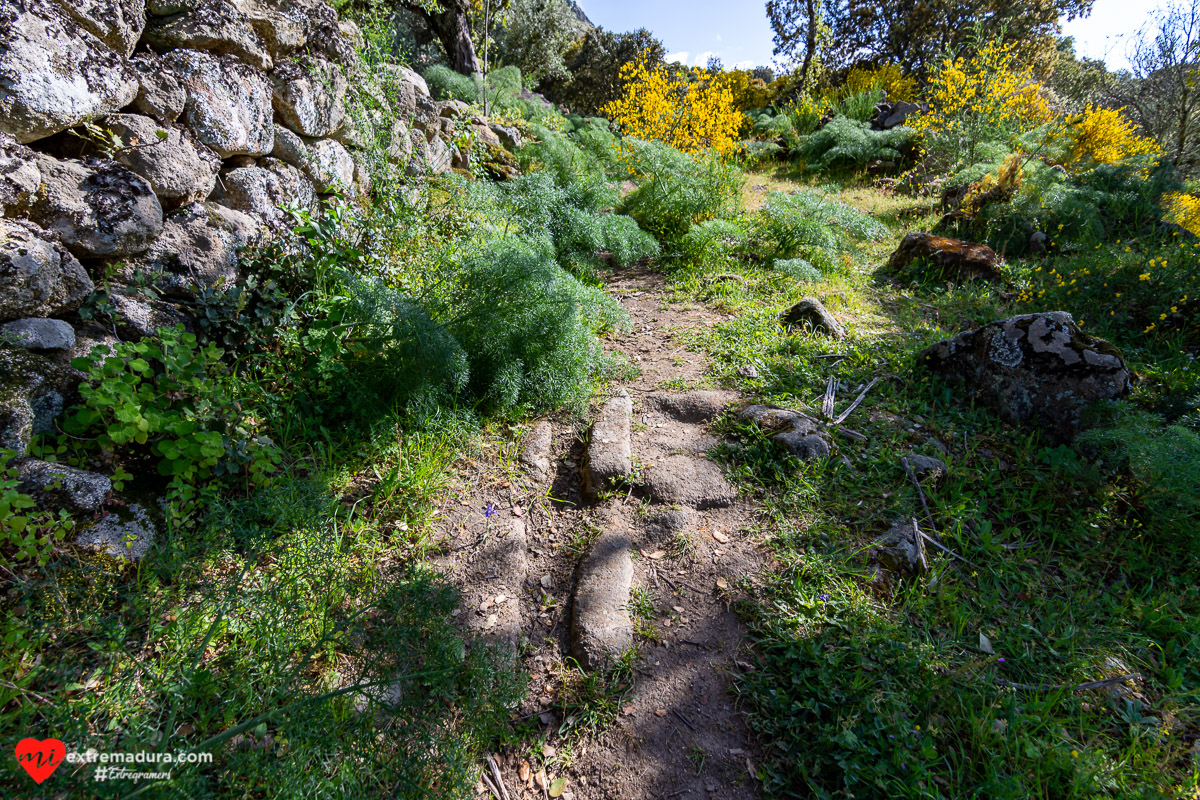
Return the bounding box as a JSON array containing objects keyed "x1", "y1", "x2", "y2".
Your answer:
[
  {"x1": 0, "y1": 454, "x2": 74, "y2": 566},
  {"x1": 61, "y1": 326, "x2": 281, "y2": 512}
]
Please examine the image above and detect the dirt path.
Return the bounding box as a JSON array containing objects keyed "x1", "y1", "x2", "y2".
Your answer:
[{"x1": 432, "y1": 267, "x2": 767, "y2": 800}]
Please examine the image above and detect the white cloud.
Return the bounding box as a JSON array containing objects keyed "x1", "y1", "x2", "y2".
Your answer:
[
  {"x1": 734, "y1": 60, "x2": 755, "y2": 70},
  {"x1": 666, "y1": 51, "x2": 689, "y2": 64},
  {"x1": 694, "y1": 50, "x2": 716, "y2": 66}
]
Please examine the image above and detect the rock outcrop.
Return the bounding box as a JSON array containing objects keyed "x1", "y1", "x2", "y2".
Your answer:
[
  {"x1": 920, "y1": 312, "x2": 1132, "y2": 441},
  {"x1": 888, "y1": 232, "x2": 1002, "y2": 282}
]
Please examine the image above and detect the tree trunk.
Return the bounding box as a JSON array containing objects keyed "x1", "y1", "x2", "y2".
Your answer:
[
  {"x1": 800, "y1": 0, "x2": 817, "y2": 87},
  {"x1": 403, "y1": 0, "x2": 480, "y2": 75}
]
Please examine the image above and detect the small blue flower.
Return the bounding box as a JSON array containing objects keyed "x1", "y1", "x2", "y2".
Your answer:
[
  {"x1": 818, "y1": 593, "x2": 831, "y2": 602},
  {"x1": 484, "y1": 502, "x2": 497, "y2": 518}
]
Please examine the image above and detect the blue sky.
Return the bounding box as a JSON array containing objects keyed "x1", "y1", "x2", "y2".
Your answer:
[{"x1": 577, "y1": 0, "x2": 1163, "y2": 72}]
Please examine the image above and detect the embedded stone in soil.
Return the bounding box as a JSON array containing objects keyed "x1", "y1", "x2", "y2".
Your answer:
[
  {"x1": 571, "y1": 528, "x2": 634, "y2": 671},
  {"x1": 581, "y1": 390, "x2": 632, "y2": 500},
  {"x1": 464, "y1": 518, "x2": 527, "y2": 653},
  {"x1": 647, "y1": 390, "x2": 739, "y2": 423},
  {"x1": 519, "y1": 420, "x2": 552, "y2": 480},
  {"x1": 643, "y1": 455, "x2": 737, "y2": 510}
]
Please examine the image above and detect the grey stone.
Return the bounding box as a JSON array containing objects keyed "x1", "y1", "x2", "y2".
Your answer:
[
  {"x1": 130, "y1": 53, "x2": 188, "y2": 122},
  {"x1": 105, "y1": 114, "x2": 220, "y2": 206},
  {"x1": 488, "y1": 123, "x2": 522, "y2": 151},
  {"x1": 240, "y1": 0, "x2": 308, "y2": 60},
  {"x1": 0, "y1": 134, "x2": 41, "y2": 216},
  {"x1": 0, "y1": 0, "x2": 139, "y2": 143},
  {"x1": 426, "y1": 136, "x2": 453, "y2": 175},
  {"x1": 642, "y1": 508, "x2": 697, "y2": 543},
  {"x1": 905, "y1": 454, "x2": 947, "y2": 483},
  {"x1": 874, "y1": 521, "x2": 928, "y2": 578},
  {"x1": 882, "y1": 101, "x2": 919, "y2": 129},
  {"x1": 465, "y1": 518, "x2": 527, "y2": 652},
  {"x1": 272, "y1": 58, "x2": 347, "y2": 138},
  {"x1": 397, "y1": 66, "x2": 430, "y2": 98},
  {"x1": 439, "y1": 99, "x2": 470, "y2": 118},
  {"x1": 135, "y1": 201, "x2": 261, "y2": 297},
  {"x1": 582, "y1": 391, "x2": 632, "y2": 499},
  {"x1": 519, "y1": 421, "x2": 552, "y2": 479},
  {"x1": 29, "y1": 155, "x2": 163, "y2": 259},
  {"x1": 108, "y1": 291, "x2": 191, "y2": 339},
  {"x1": 166, "y1": 49, "x2": 275, "y2": 157},
  {"x1": 0, "y1": 347, "x2": 79, "y2": 457},
  {"x1": 740, "y1": 404, "x2": 822, "y2": 434},
  {"x1": 649, "y1": 390, "x2": 738, "y2": 423},
  {"x1": 145, "y1": 0, "x2": 273, "y2": 71},
  {"x1": 736, "y1": 364, "x2": 759, "y2": 379},
  {"x1": 643, "y1": 455, "x2": 737, "y2": 510},
  {"x1": 0, "y1": 220, "x2": 94, "y2": 322},
  {"x1": 781, "y1": 297, "x2": 845, "y2": 339},
  {"x1": 209, "y1": 162, "x2": 314, "y2": 228},
  {"x1": 920, "y1": 312, "x2": 1132, "y2": 441},
  {"x1": 571, "y1": 528, "x2": 634, "y2": 671},
  {"x1": 17, "y1": 459, "x2": 110, "y2": 512},
  {"x1": 269, "y1": 124, "x2": 309, "y2": 170},
  {"x1": 51, "y1": 0, "x2": 146, "y2": 57},
  {"x1": 0, "y1": 319, "x2": 76, "y2": 351},
  {"x1": 305, "y1": 138, "x2": 355, "y2": 192},
  {"x1": 771, "y1": 430, "x2": 831, "y2": 461},
  {"x1": 76, "y1": 504, "x2": 156, "y2": 561}
]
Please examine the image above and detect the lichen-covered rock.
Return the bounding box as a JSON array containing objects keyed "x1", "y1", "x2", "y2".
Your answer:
[
  {"x1": 741, "y1": 404, "x2": 833, "y2": 462},
  {"x1": 240, "y1": 0, "x2": 307, "y2": 60},
  {"x1": 0, "y1": 134, "x2": 41, "y2": 215},
  {"x1": 105, "y1": 114, "x2": 220, "y2": 206},
  {"x1": 50, "y1": 0, "x2": 146, "y2": 57},
  {"x1": 874, "y1": 521, "x2": 928, "y2": 578},
  {"x1": 76, "y1": 504, "x2": 156, "y2": 561},
  {"x1": 0, "y1": 347, "x2": 80, "y2": 457},
  {"x1": 904, "y1": 454, "x2": 947, "y2": 483},
  {"x1": 272, "y1": 57, "x2": 346, "y2": 138},
  {"x1": 145, "y1": 0, "x2": 273, "y2": 71},
  {"x1": 426, "y1": 136, "x2": 453, "y2": 175},
  {"x1": 16, "y1": 458, "x2": 110, "y2": 512},
  {"x1": 0, "y1": 220, "x2": 94, "y2": 322},
  {"x1": 209, "y1": 161, "x2": 314, "y2": 228},
  {"x1": 108, "y1": 290, "x2": 192, "y2": 339},
  {"x1": 135, "y1": 201, "x2": 261, "y2": 297},
  {"x1": 267, "y1": 123, "x2": 307, "y2": 168},
  {"x1": 130, "y1": 53, "x2": 188, "y2": 122},
  {"x1": 305, "y1": 138, "x2": 355, "y2": 192},
  {"x1": 29, "y1": 155, "x2": 164, "y2": 259},
  {"x1": 0, "y1": 319, "x2": 76, "y2": 351},
  {"x1": 781, "y1": 297, "x2": 845, "y2": 339},
  {"x1": 920, "y1": 311, "x2": 1132, "y2": 441},
  {"x1": 166, "y1": 49, "x2": 275, "y2": 157},
  {"x1": 571, "y1": 528, "x2": 634, "y2": 671},
  {"x1": 488, "y1": 122, "x2": 522, "y2": 151},
  {"x1": 0, "y1": 0, "x2": 139, "y2": 143},
  {"x1": 888, "y1": 232, "x2": 1002, "y2": 282}
]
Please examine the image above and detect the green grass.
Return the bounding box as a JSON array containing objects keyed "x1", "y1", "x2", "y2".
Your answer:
[{"x1": 663, "y1": 172, "x2": 1200, "y2": 798}]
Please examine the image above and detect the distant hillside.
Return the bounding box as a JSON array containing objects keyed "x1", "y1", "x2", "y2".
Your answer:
[{"x1": 566, "y1": 0, "x2": 595, "y2": 29}]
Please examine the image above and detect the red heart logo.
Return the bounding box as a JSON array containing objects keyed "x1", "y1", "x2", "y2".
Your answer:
[{"x1": 15, "y1": 738, "x2": 65, "y2": 784}]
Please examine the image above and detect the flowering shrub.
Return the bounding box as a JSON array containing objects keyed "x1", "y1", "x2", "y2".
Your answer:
[
  {"x1": 602, "y1": 51, "x2": 743, "y2": 157},
  {"x1": 725, "y1": 69, "x2": 777, "y2": 111},
  {"x1": 1165, "y1": 191, "x2": 1200, "y2": 236},
  {"x1": 787, "y1": 93, "x2": 831, "y2": 136},
  {"x1": 909, "y1": 40, "x2": 1052, "y2": 170},
  {"x1": 1066, "y1": 105, "x2": 1160, "y2": 167},
  {"x1": 841, "y1": 64, "x2": 917, "y2": 103}
]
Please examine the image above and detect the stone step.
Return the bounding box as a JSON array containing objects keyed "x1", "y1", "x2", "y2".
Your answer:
[
  {"x1": 643, "y1": 454, "x2": 737, "y2": 510},
  {"x1": 581, "y1": 390, "x2": 632, "y2": 500},
  {"x1": 518, "y1": 420, "x2": 552, "y2": 480},
  {"x1": 571, "y1": 507, "x2": 634, "y2": 671},
  {"x1": 462, "y1": 518, "x2": 527, "y2": 654}
]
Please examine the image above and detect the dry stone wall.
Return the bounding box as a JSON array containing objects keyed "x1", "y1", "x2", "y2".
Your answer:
[{"x1": 0, "y1": 0, "x2": 482, "y2": 465}]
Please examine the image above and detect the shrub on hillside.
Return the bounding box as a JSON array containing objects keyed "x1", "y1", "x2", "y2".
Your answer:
[
  {"x1": 618, "y1": 139, "x2": 744, "y2": 242},
  {"x1": 539, "y1": 27, "x2": 667, "y2": 116},
  {"x1": 602, "y1": 51, "x2": 743, "y2": 157},
  {"x1": 797, "y1": 117, "x2": 913, "y2": 172}
]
